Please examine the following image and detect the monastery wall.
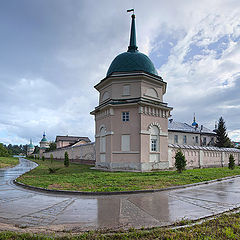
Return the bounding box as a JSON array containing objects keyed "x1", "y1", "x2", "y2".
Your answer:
[
  {"x1": 43, "y1": 142, "x2": 95, "y2": 164},
  {"x1": 168, "y1": 144, "x2": 240, "y2": 169},
  {"x1": 43, "y1": 142, "x2": 240, "y2": 169}
]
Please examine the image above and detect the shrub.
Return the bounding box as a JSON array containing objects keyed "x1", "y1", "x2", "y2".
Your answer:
[
  {"x1": 228, "y1": 154, "x2": 235, "y2": 170},
  {"x1": 42, "y1": 155, "x2": 45, "y2": 161},
  {"x1": 64, "y1": 151, "x2": 69, "y2": 167},
  {"x1": 50, "y1": 154, "x2": 53, "y2": 164},
  {"x1": 48, "y1": 167, "x2": 60, "y2": 174},
  {"x1": 175, "y1": 150, "x2": 186, "y2": 173}
]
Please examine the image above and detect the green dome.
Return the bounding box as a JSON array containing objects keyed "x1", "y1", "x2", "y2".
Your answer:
[
  {"x1": 28, "y1": 143, "x2": 34, "y2": 148},
  {"x1": 106, "y1": 14, "x2": 158, "y2": 77},
  {"x1": 41, "y1": 133, "x2": 48, "y2": 142},
  {"x1": 107, "y1": 51, "x2": 158, "y2": 77},
  {"x1": 41, "y1": 137, "x2": 47, "y2": 142}
]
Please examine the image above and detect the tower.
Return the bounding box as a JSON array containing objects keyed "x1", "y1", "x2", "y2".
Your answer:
[
  {"x1": 91, "y1": 12, "x2": 172, "y2": 171},
  {"x1": 27, "y1": 139, "x2": 35, "y2": 156},
  {"x1": 39, "y1": 132, "x2": 49, "y2": 156}
]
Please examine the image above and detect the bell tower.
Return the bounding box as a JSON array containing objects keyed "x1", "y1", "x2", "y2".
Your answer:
[{"x1": 91, "y1": 12, "x2": 172, "y2": 171}]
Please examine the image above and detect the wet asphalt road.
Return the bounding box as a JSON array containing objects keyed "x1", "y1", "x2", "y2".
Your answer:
[{"x1": 0, "y1": 158, "x2": 240, "y2": 231}]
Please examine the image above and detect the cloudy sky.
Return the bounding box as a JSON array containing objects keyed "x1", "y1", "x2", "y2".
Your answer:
[{"x1": 0, "y1": 0, "x2": 239, "y2": 145}]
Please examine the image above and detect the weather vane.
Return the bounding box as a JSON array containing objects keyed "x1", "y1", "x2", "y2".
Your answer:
[{"x1": 127, "y1": 9, "x2": 134, "y2": 14}]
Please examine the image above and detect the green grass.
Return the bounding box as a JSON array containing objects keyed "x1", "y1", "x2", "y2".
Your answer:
[
  {"x1": 17, "y1": 159, "x2": 240, "y2": 192},
  {"x1": 0, "y1": 157, "x2": 19, "y2": 169},
  {"x1": 0, "y1": 211, "x2": 240, "y2": 239}
]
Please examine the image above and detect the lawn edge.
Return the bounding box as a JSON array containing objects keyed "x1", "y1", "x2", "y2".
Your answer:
[
  {"x1": 13, "y1": 174, "x2": 240, "y2": 196},
  {"x1": 0, "y1": 157, "x2": 20, "y2": 170}
]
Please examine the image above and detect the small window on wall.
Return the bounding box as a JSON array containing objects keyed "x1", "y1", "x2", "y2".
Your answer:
[
  {"x1": 203, "y1": 137, "x2": 207, "y2": 146},
  {"x1": 122, "y1": 112, "x2": 129, "y2": 122},
  {"x1": 196, "y1": 136, "x2": 199, "y2": 144},
  {"x1": 174, "y1": 135, "x2": 178, "y2": 144},
  {"x1": 151, "y1": 139, "x2": 157, "y2": 151},
  {"x1": 149, "y1": 125, "x2": 159, "y2": 152},
  {"x1": 123, "y1": 85, "x2": 130, "y2": 96},
  {"x1": 183, "y1": 135, "x2": 187, "y2": 144}
]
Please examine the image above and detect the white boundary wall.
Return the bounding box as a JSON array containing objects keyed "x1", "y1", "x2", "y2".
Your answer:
[
  {"x1": 43, "y1": 142, "x2": 95, "y2": 163},
  {"x1": 168, "y1": 144, "x2": 240, "y2": 169},
  {"x1": 43, "y1": 142, "x2": 240, "y2": 169}
]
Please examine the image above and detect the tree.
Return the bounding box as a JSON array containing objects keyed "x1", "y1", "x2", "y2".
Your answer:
[
  {"x1": 0, "y1": 143, "x2": 10, "y2": 157},
  {"x1": 64, "y1": 151, "x2": 69, "y2": 167},
  {"x1": 50, "y1": 154, "x2": 53, "y2": 164},
  {"x1": 33, "y1": 146, "x2": 40, "y2": 154},
  {"x1": 42, "y1": 155, "x2": 45, "y2": 161},
  {"x1": 22, "y1": 144, "x2": 28, "y2": 155},
  {"x1": 228, "y1": 154, "x2": 235, "y2": 170},
  {"x1": 215, "y1": 117, "x2": 233, "y2": 148},
  {"x1": 45, "y1": 142, "x2": 57, "y2": 152},
  {"x1": 175, "y1": 150, "x2": 186, "y2": 173}
]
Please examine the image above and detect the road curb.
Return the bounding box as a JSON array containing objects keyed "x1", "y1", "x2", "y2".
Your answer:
[{"x1": 13, "y1": 175, "x2": 240, "y2": 196}]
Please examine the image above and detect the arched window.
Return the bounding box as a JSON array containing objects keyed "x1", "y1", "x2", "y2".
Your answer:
[
  {"x1": 149, "y1": 125, "x2": 160, "y2": 152},
  {"x1": 102, "y1": 91, "x2": 109, "y2": 102},
  {"x1": 100, "y1": 127, "x2": 106, "y2": 153},
  {"x1": 145, "y1": 88, "x2": 158, "y2": 98}
]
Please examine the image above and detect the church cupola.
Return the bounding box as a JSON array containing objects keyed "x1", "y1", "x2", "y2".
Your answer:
[
  {"x1": 192, "y1": 114, "x2": 198, "y2": 127},
  {"x1": 106, "y1": 12, "x2": 158, "y2": 77}
]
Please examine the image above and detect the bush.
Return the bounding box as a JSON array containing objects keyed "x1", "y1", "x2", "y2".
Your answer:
[
  {"x1": 48, "y1": 167, "x2": 60, "y2": 174},
  {"x1": 50, "y1": 154, "x2": 53, "y2": 164},
  {"x1": 42, "y1": 155, "x2": 45, "y2": 161},
  {"x1": 175, "y1": 150, "x2": 186, "y2": 173},
  {"x1": 64, "y1": 151, "x2": 69, "y2": 167},
  {"x1": 228, "y1": 154, "x2": 235, "y2": 170}
]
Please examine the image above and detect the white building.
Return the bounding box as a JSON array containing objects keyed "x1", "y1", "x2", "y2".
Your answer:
[{"x1": 168, "y1": 118, "x2": 216, "y2": 146}]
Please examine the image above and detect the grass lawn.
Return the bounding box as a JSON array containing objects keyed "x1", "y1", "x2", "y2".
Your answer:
[
  {"x1": 0, "y1": 211, "x2": 240, "y2": 239},
  {"x1": 17, "y1": 158, "x2": 240, "y2": 192},
  {"x1": 0, "y1": 157, "x2": 19, "y2": 169}
]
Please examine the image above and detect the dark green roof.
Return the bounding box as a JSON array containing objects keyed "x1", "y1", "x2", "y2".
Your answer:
[
  {"x1": 107, "y1": 51, "x2": 158, "y2": 77},
  {"x1": 40, "y1": 133, "x2": 48, "y2": 142},
  {"x1": 41, "y1": 137, "x2": 47, "y2": 142},
  {"x1": 28, "y1": 139, "x2": 34, "y2": 148},
  {"x1": 106, "y1": 13, "x2": 158, "y2": 77}
]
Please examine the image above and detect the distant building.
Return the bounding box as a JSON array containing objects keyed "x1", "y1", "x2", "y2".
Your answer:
[
  {"x1": 39, "y1": 132, "x2": 49, "y2": 156},
  {"x1": 55, "y1": 136, "x2": 91, "y2": 149},
  {"x1": 168, "y1": 118, "x2": 216, "y2": 146},
  {"x1": 27, "y1": 139, "x2": 35, "y2": 155}
]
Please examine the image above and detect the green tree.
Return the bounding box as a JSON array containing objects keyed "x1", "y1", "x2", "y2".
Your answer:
[
  {"x1": 42, "y1": 155, "x2": 45, "y2": 161},
  {"x1": 215, "y1": 117, "x2": 233, "y2": 148},
  {"x1": 50, "y1": 154, "x2": 53, "y2": 164},
  {"x1": 45, "y1": 142, "x2": 57, "y2": 152},
  {"x1": 64, "y1": 151, "x2": 69, "y2": 167},
  {"x1": 0, "y1": 143, "x2": 10, "y2": 157},
  {"x1": 175, "y1": 150, "x2": 186, "y2": 173},
  {"x1": 33, "y1": 146, "x2": 40, "y2": 154},
  {"x1": 228, "y1": 154, "x2": 235, "y2": 170}
]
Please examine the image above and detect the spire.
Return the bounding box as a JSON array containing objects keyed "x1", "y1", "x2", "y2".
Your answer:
[
  {"x1": 127, "y1": 12, "x2": 138, "y2": 52},
  {"x1": 43, "y1": 131, "x2": 46, "y2": 137},
  {"x1": 30, "y1": 139, "x2": 32, "y2": 144}
]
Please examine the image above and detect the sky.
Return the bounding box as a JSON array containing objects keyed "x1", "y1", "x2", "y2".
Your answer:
[{"x1": 0, "y1": 0, "x2": 239, "y2": 146}]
